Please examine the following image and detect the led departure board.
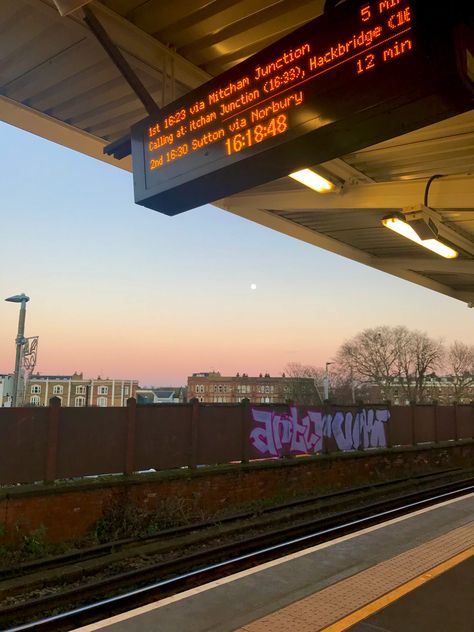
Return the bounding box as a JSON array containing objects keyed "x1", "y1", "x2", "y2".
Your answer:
[{"x1": 131, "y1": 0, "x2": 473, "y2": 215}]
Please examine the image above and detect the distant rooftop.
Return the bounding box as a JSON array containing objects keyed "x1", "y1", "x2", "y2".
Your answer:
[
  {"x1": 30, "y1": 374, "x2": 74, "y2": 381},
  {"x1": 192, "y1": 372, "x2": 221, "y2": 378}
]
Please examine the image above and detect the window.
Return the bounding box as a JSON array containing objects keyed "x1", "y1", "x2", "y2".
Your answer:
[
  {"x1": 53, "y1": 385, "x2": 63, "y2": 395},
  {"x1": 76, "y1": 385, "x2": 86, "y2": 395},
  {"x1": 98, "y1": 386, "x2": 108, "y2": 395},
  {"x1": 124, "y1": 386, "x2": 129, "y2": 395},
  {"x1": 75, "y1": 396, "x2": 86, "y2": 407},
  {"x1": 218, "y1": 385, "x2": 223, "y2": 393},
  {"x1": 97, "y1": 396, "x2": 107, "y2": 407},
  {"x1": 30, "y1": 395, "x2": 40, "y2": 406},
  {"x1": 31, "y1": 385, "x2": 41, "y2": 394}
]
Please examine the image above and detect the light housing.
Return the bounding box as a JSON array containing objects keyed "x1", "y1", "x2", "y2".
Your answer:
[
  {"x1": 289, "y1": 168, "x2": 336, "y2": 193},
  {"x1": 5, "y1": 294, "x2": 30, "y2": 303},
  {"x1": 382, "y1": 214, "x2": 459, "y2": 259}
]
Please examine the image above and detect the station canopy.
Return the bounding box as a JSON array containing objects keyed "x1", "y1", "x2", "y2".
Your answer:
[{"x1": 1, "y1": 0, "x2": 473, "y2": 304}]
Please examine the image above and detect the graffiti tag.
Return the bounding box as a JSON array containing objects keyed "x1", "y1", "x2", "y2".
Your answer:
[{"x1": 250, "y1": 406, "x2": 390, "y2": 457}]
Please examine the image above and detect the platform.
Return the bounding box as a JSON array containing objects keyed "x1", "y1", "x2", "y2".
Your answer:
[{"x1": 76, "y1": 493, "x2": 474, "y2": 632}]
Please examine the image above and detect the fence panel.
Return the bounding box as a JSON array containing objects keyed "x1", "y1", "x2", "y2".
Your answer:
[
  {"x1": 389, "y1": 406, "x2": 414, "y2": 446},
  {"x1": 198, "y1": 405, "x2": 243, "y2": 464},
  {"x1": 413, "y1": 406, "x2": 436, "y2": 444},
  {"x1": 134, "y1": 405, "x2": 191, "y2": 471},
  {"x1": 456, "y1": 405, "x2": 474, "y2": 439},
  {"x1": 0, "y1": 408, "x2": 49, "y2": 484},
  {"x1": 436, "y1": 406, "x2": 456, "y2": 442},
  {"x1": 56, "y1": 407, "x2": 127, "y2": 478}
]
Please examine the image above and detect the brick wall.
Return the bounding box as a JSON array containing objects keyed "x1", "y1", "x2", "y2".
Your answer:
[{"x1": 1, "y1": 442, "x2": 472, "y2": 545}]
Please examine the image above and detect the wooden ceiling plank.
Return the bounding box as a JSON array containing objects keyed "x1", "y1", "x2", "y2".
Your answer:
[
  {"x1": 1, "y1": 24, "x2": 81, "y2": 86},
  {"x1": 29, "y1": 63, "x2": 120, "y2": 113},
  {"x1": 177, "y1": 4, "x2": 323, "y2": 66},
  {"x1": 3, "y1": 38, "x2": 101, "y2": 102}
]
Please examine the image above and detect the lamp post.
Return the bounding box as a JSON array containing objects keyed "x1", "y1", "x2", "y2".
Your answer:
[
  {"x1": 323, "y1": 361, "x2": 334, "y2": 401},
  {"x1": 5, "y1": 293, "x2": 30, "y2": 407}
]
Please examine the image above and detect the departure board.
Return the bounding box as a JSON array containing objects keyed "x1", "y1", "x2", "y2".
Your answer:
[{"x1": 131, "y1": 0, "x2": 473, "y2": 215}]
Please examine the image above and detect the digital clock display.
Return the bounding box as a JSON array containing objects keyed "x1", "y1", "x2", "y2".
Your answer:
[{"x1": 131, "y1": 0, "x2": 473, "y2": 215}]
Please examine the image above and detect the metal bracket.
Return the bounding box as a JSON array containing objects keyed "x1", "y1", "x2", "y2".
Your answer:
[
  {"x1": 103, "y1": 134, "x2": 131, "y2": 160},
  {"x1": 83, "y1": 6, "x2": 160, "y2": 159}
]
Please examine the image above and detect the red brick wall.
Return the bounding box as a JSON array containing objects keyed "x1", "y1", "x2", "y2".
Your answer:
[{"x1": 1, "y1": 442, "x2": 472, "y2": 545}]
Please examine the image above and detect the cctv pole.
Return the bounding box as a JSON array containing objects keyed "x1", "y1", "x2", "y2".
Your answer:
[{"x1": 5, "y1": 294, "x2": 30, "y2": 407}]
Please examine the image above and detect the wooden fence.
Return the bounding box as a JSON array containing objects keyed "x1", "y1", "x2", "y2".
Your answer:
[{"x1": 0, "y1": 398, "x2": 472, "y2": 486}]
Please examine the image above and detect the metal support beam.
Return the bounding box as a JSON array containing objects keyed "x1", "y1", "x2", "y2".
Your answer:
[
  {"x1": 378, "y1": 258, "x2": 474, "y2": 273},
  {"x1": 225, "y1": 175, "x2": 474, "y2": 210},
  {"x1": 82, "y1": 6, "x2": 160, "y2": 118},
  {"x1": 0, "y1": 95, "x2": 132, "y2": 171}
]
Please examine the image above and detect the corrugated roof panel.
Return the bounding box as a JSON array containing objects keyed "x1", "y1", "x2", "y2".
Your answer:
[{"x1": 343, "y1": 111, "x2": 474, "y2": 182}]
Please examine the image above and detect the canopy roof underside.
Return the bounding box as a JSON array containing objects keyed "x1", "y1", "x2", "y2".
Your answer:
[{"x1": 1, "y1": 0, "x2": 473, "y2": 304}]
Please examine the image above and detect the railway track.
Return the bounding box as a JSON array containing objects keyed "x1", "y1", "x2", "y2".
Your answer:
[
  {"x1": 1, "y1": 469, "x2": 473, "y2": 631},
  {"x1": 0, "y1": 466, "x2": 464, "y2": 583}
]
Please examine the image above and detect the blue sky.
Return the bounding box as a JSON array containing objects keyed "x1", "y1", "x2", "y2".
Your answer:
[{"x1": 1, "y1": 121, "x2": 472, "y2": 385}]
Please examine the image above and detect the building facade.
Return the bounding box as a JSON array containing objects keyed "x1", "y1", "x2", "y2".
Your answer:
[
  {"x1": 0, "y1": 374, "x2": 14, "y2": 407},
  {"x1": 377, "y1": 375, "x2": 474, "y2": 405},
  {"x1": 25, "y1": 373, "x2": 139, "y2": 407},
  {"x1": 187, "y1": 372, "x2": 316, "y2": 404}
]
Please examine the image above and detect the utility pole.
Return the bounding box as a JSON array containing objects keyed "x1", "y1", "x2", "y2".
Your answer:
[
  {"x1": 5, "y1": 293, "x2": 30, "y2": 407},
  {"x1": 324, "y1": 361, "x2": 334, "y2": 401}
]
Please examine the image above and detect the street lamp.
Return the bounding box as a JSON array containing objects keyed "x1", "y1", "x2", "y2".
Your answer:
[
  {"x1": 324, "y1": 361, "x2": 334, "y2": 401},
  {"x1": 5, "y1": 293, "x2": 30, "y2": 407}
]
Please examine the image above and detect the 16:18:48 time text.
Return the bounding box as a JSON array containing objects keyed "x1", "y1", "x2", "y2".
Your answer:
[{"x1": 224, "y1": 114, "x2": 288, "y2": 156}]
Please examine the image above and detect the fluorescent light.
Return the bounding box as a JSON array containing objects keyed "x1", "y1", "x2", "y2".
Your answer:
[
  {"x1": 382, "y1": 216, "x2": 458, "y2": 259},
  {"x1": 289, "y1": 169, "x2": 335, "y2": 192}
]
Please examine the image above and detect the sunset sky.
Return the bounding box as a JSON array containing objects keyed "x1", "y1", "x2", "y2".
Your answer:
[{"x1": 1, "y1": 121, "x2": 472, "y2": 386}]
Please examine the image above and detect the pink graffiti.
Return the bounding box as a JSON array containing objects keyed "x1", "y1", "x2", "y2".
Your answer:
[
  {"x1": 250, "y1": 406, "x2": 323, "y2": 456},
  {"x1": 250, "y1": 406, "x2": 390, "y2": 456}
]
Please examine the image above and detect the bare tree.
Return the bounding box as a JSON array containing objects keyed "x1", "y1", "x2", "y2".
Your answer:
[
  {"x1": 283, "y1": 362, "x2": 324, "y2": 405},
  {"x1": 446, "y1": 341, "x2": 474, "y2": 401},
  {"x1": 336, "y1": 325, "x2": 444, "y2": 404},
  {"x1": 335, "y1": 326, "x2": 400, "y2": 393},
  {"x1": 396, "y1": 328, "x2": 444, "y2": 403}
]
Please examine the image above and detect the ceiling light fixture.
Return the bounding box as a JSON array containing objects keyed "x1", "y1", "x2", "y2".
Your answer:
[
  {"x1": 289, "y1": 168, "x2": 335, "y2": 193},
  {"x1": 381, "y1": 214, "x2": 459, "y2": 259},
  {"x1": 381, "y1": 175, "x2": 474, "y2": 259}
]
